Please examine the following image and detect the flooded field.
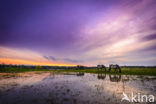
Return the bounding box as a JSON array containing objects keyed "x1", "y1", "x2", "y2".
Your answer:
[{"x1": 0, "y1": 72, "x2": 156, "y2": 104}]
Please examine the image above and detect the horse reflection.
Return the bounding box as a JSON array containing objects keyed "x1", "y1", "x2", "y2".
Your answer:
[
  {"x1": 76, "y1": 72, "x2": 84, "y2": 76},
  {"x1": 109, "y1": 74, "x2": 121, "y2": 82},
  {"x1": 97, "y1": 73, "x2": 106, "y2": 80}
]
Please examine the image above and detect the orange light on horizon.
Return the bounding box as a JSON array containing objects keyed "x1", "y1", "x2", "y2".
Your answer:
[{"x1": 0, "y1": 58, "x2": 76, "y2": 66}]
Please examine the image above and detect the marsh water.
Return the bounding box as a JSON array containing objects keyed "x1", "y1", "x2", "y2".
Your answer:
[{"x1": 0, "y1": 72, "x2": 156, "y2": 104}]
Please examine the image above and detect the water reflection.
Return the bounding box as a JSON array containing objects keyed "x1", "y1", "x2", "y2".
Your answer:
[
  {"x1": 109, "y1": 74, "x2": 121, "y2": 82},
  {"x1": 97, "y1": 73, "x2": 121, "y2": 82},
  {"x1": 97, "y1": 73, "x2": 106, "y2": 80},
  {"x1": 76, "y1": 72, "x2": 84, "y2": 76},
  {"x1": 0, "y1": 72, "x2": 155, "y2": 104}
]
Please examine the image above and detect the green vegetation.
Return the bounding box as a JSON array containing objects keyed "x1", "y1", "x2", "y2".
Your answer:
[
  {"x1": 0, "y1": 67, "x2": 50, "y2": 73},
  {"x1": 56, "y1": 67, "x2": 156, "y2": 76},
  {"x1": 0, "y1": 67, "x2": 156, "y2": 76}
]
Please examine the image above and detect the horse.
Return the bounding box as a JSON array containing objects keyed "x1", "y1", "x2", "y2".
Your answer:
[
  {"x1": 97, "y1": 65, "x2": 106, "y2": 71},
  {"x1": 109, "y1": 64, "x2": 121, "y2": 73}
]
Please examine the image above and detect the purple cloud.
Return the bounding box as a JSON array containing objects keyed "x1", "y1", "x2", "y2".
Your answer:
[{"x1": 0, "y1": 0, "x2": 156, "y2": 66}]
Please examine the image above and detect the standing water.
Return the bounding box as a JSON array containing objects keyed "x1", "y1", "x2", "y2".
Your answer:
[{"x1": 0, "y1": 72, "x2": 155, "y2": 104}]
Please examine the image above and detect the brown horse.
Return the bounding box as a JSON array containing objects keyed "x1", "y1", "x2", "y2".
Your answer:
[
  {"x1": 97, "y1": 65, "x2": 106, "y2": 71},
  {"x1": 109, "y1": 64, "x2": 121, "y2": 73}
]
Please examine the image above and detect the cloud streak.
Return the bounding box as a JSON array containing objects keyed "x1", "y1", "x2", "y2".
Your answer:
[{"x1": 44, "y1": 56, "x2": 84, "y2": 63}]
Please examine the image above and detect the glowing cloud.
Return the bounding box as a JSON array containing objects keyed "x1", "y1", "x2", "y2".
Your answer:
[{"x1": 0, "y1": 0, "x2": 156, "y2": 66}]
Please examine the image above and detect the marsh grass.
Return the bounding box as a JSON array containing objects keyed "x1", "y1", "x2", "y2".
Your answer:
[
  {"x1": 56, "y1": 67, "x2": 156, "y2": 76},
  {"x1": 0, "y1": 67, "x2": 48, "y2": 73},
  {"x1": 0, "y1": 67, "x2": 156, "y2": 76}
]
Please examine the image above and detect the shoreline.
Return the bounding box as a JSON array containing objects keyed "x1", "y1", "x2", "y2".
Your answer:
[{"x1": 0, "y1": 67, "x2": 156, "y2": 76}]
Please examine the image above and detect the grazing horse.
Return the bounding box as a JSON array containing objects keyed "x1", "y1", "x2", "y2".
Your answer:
[
  {"x1": 97, "y1": 65, "x2": 106, "y2": 71},
  {"x1": 109, "y1": 64, "x2": 121, "y2": 73}
]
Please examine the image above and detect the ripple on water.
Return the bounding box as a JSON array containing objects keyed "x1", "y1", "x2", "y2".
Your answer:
[{"x1": 0, "y1": 72, "x2": 155, "y2": 104}]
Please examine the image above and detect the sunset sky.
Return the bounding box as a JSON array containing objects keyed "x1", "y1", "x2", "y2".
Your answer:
[{"x1": 0, "y1": 0, "x2": 156, "y2": 66}]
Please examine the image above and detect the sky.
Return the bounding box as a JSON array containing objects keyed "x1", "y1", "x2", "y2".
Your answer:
[{"x1": 0, "y1": 0, "x2": 156, "y2": 66}]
